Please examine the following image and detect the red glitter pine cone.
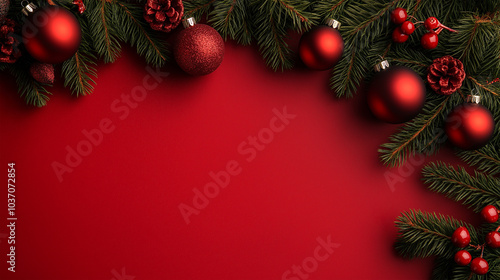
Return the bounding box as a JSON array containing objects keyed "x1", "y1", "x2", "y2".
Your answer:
[
  {"x1": 144, "y1": 0, "x2": 183, "y2": 33},
  {"x1": 427, "y1": 55, "x2": 465, "y2": 95},
  {"x1": 30, "y1": 63, "x2": 55, "y2": 84},
  {"x1": 0, "y1": 18, "x2": 21, "y2": 64}
]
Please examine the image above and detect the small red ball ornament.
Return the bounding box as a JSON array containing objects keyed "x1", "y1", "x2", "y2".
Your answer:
[
  {"x1": 486, "y1": 231, "x2": 500, "y2": 248},
  {"x1": 299, "y1": 19, "x2": 344, "y2": 70},
  {"x1": 454, "y1": 250, "x2": 472, "y2": 266},
  {"x1": 367, "y1": 60, "x2": 426, "y2": 123},
  {"x1": 471, "y1": 258, "x2": 489, "y2": 275},
  {"x1": 174, "y1": 17, "x2": 224, "y2": 76},
  {"x1": 451, "y1": 226, "x2": 471, "y2": 248},
  {"x1": 21, "y1": 3, "x2": 81, "y2": 64},
  {"x1": 445, "y1": 95, "x2": 495, "y2": 150},
  {"x1": 481, "y1": 205, "x2": 499, "y2": 223}
]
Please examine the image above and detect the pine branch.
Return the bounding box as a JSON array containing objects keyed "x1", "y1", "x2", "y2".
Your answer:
[
  {"x1": 184, "y1": 0, "x2": 216, "y2": 21},
  {"x1": 87, "y1": 0, "x2": 122, "y2": 63},
  {"x1": 62, "y1": 16, "x2": 98, "y2": 96},
  {"x1": 457, "y1": 145, "x2": 500, "y2": 176},
  {"x1": 379, "y1": 94, "x2": 461, "y2": 167},
  {"x1": 115, "y1": 1, "x2": 170, "y2": 67},
  {"x1": 209, "y1": 0, "x2": 252, "y2": 45},
  {"x1": 329, "y1": 46, "x2": 366, "y2": 98},
  {"x1": 422, "y1": 162, "x2": 500, "y2": 212},
  {"x1": 9, "y1": 64, "x2": 52, "y2": 107},
  {"x1": 395, "y1": 210, "x2": 479, "y2": 259}
]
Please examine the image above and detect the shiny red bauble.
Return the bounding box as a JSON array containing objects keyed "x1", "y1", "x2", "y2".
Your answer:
[
  {"x1": 424, "y1": 17, "x2": 439, "y2": 30},
  {"x1": 22, "y1": 6, "x2": 81, "y2": 64},
  {"x1": 392, "y1": 27, "x2": 409, "y2": 43},
  {"x1": 421, "y1": 32, "x2": 438, "y2": 49},
  {"x1": 391, "y1": 8, "x2": 407, "y2": 24},
  {"x1": 299, "y1": 26, "x2": 344, "y2": 70},
  {"x1": 400, "y1": 21, "x2": 415, "y2": 35},
  {"x1": 174, "y1": 19, "x2": 224, "y2": 76},
  {"x1": 451, "y1": 227, "x2": 471, "y2": 248},
  {"x1": 445, "y1": 103, "x2": 495, "y2": 150},
  {"x1": 367, "y1": 66, "x2": 426, "y2": 123},
  {"x1": 454, "y1": 250, "x2": 472, "y2": 266},
  {"x1": 481, "y1": 205, "x2": 499, "y2": 223},
  {"x1": 486, "y1": 231, "x2": 500, "y2": 248},
  {"x1": 471, "y1": 258, "x2": 489, "y2": 275}
]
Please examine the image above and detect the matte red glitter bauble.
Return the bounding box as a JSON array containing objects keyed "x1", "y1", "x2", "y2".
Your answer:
[
  {"x1": 174, "y1": 17, "x2": 224, "y2": 76},
  {"x1": 22, "y1": 4, "x2": 81, "y2": 64},
  {"x1": 367, "y1": 62, "x2": 426, "y2": 123},
  {"x1": 299, "y1": 19, "x2": 344, "y2": 70},
  {"x1": 445, "y1": 98, "x2": 495, "y2": 150}
]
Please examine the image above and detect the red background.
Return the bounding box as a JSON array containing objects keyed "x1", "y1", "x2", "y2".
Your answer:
[{"x1": 0, "y1": 42, "x2": 476, "y2": 280}]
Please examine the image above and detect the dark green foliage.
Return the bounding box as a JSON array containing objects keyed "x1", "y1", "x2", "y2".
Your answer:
[
  {"x1": 9, "y1": 63, "x2": 51, "y2": 107},
  {"x1": 86, "y1": 0, "x2": 122, "y2": 63},
  {"x1": 457, "y1": 145, "x2": 500, "y2": 176}
]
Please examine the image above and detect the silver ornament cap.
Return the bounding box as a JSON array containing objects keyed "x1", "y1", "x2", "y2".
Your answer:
[
  {"x1": 182, "y1": 17, "x2": 196, "y2": 29},
  {"x1": 326, "y1": 19, "x2": 341, "y2": 30},
  {"x1": 467, "y1": 95, "x2": 481, "y2": 104},
  {"x1": 21, "y1": 1, "x2": 38, "y2": 16},
  {"x1": 374, "y1": 60, "x2": 390, "y2": 72}
]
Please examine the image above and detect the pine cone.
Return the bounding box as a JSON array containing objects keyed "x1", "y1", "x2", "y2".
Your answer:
[
  {"x1": 0, "y1": 0, "x2": 9, "y2": 22},
  {"x1": 30, "y1": 63, "x2": 54, "y2": 84},
  {"x1": 427, "y1": 55, "x2": 465, "y2": 95},
  {"x1": 144, "y1": 0, "x2": 183, "y2": 33},
  {"x1": 0, "y1": 18, "x2": 21, "y2": 64}
]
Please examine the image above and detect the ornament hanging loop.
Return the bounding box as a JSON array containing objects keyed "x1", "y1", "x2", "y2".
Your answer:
[
  {"x1": 467, "y1": 94, "x2": 481, "y2": 104},
  {"x1": 326, "y1": 19, "x2": 341, "y2": 29},
  {"x1": 374, "y1": 60, "x2": 390, "y2": 72}
]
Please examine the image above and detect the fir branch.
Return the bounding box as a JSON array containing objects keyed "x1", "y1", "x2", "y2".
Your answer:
[
  {"x1": 184, "y1": 0, "x2": 216, "y2": 21},
  {"x1": 9, "y1": 64, "x2": 51, "y2": 107},
  {"x1": 395, "y1": 210, "x2": 479, "y2": 259},
  {"x1": 209, "y1": 0, "x2": 252, "y2": 45},
  {"x1": 457, "y1": 145, "x2": 500, "y2": 176},
  {"x1": 379, "y1": 95, "x2": 459, "y2": 167},
  {"x1": 115, "y1": 1, "x2": 170, "y2": 67},
  {"x1": 422, "y1": 162, "x2": 500, "y2": 212},
  {"x1": 87, "y1": 0, "x2": 122, "y2": 63},
  {"x1": 329, "y1": 46, "x2": 365, "y2": 98},
  {"x1": 62, "y1": 16, "x2": 97, "y2": 96},
  {"x1": 467, "y1": 76, "x2": 500, "y2": 97}
]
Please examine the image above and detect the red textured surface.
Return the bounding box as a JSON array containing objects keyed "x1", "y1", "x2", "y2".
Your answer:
[{"x1": 0, "y1": 43, "x2": 475, "y2": 280}]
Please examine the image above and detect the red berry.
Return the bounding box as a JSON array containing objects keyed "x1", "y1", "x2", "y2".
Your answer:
[
  {"x1": 486, "y1": 231, "x2": 500, "y2": 248},
  {"x1": 454, "y1": 250, "x2": 472, "y2": 266},
  {"x1": 400, "y1": 21, "x2": 415, "y2": 35},
  {"x1": 451, "y1": 226, "x2": 471, "y2": 248},
  {"x1": 481, "y1": 205, "x2": 499, "y2": 223},
  {"x1": 392, "y1": 27, "x2": 409, "y2": 43},
  {"x1": 471, "y1": 258, "x2": 489, "y2": 275},
  {"x1": 391, "y1": 8, "x2": 407, "y2": 24},
  {"x1": 421, "y1": 32, "x2": 439, "y2": 49},
  {"x1": 424, "y1": 17, "x2": 439, "y2": 30}
]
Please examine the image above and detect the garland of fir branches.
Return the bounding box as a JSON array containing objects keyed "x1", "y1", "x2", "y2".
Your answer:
[{"x1": 1, "y1": 1, "x2": 499, "y2": 278}]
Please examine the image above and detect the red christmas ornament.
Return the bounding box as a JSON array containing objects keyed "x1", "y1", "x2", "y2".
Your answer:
[
  {"x1": 427, "y1": 56, "x2": 465, "y2": 95},
  {"x1": 451, "y1": 226, "x2": 471, "y2": 248},
  {"x1": 454, "y1": 250, "x2": 472, "y2": 266},
  {"x1": 486, "y1": 231, "x2": 500, "y2": 248},
  {"x1": 30, "y1": 62, "x2": 54, "y2": 84},
  {"x1": 421, "y1": 32, "x2": 438, "y2": 49},
  {"x1": 299, "y1": 19, "x2": 344, "y2": 70},
  {"x1": 445, "y1": 95, "x2": 495, "y2": 150},
  {"x1": 21, "y1": 3, "x2": 81, "y2": 64},
  {"x1": 391, "y1": 8, "x2": 407, "y2": 24},
  {"x1": 174, "y1": 17, "x2": 224, "y2": 76},
  {"x1": 481, "y1": 205, "x2": 499, "y2": 223},
  {"x1": 471, "y1": 257, "x2": 489, "y2": 275},
  {"x1": 392, "y1": 26, "x2": 409, "y2": 43},
  {"x1": 367, "y1": 60, "x2": 426, "y2": 123}
]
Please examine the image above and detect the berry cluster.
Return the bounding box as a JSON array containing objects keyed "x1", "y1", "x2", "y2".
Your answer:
[
  {"x1": 390, "y1": 8, "x2": 457, "y2": 49},
  {"x1": 451, "y1": 205, "x2": 500, "y2": 275}
]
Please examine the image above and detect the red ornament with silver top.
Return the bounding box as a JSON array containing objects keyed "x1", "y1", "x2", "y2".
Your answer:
[{"x1": 299, "y1": 19, "x2": 344, "y2": 70}]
